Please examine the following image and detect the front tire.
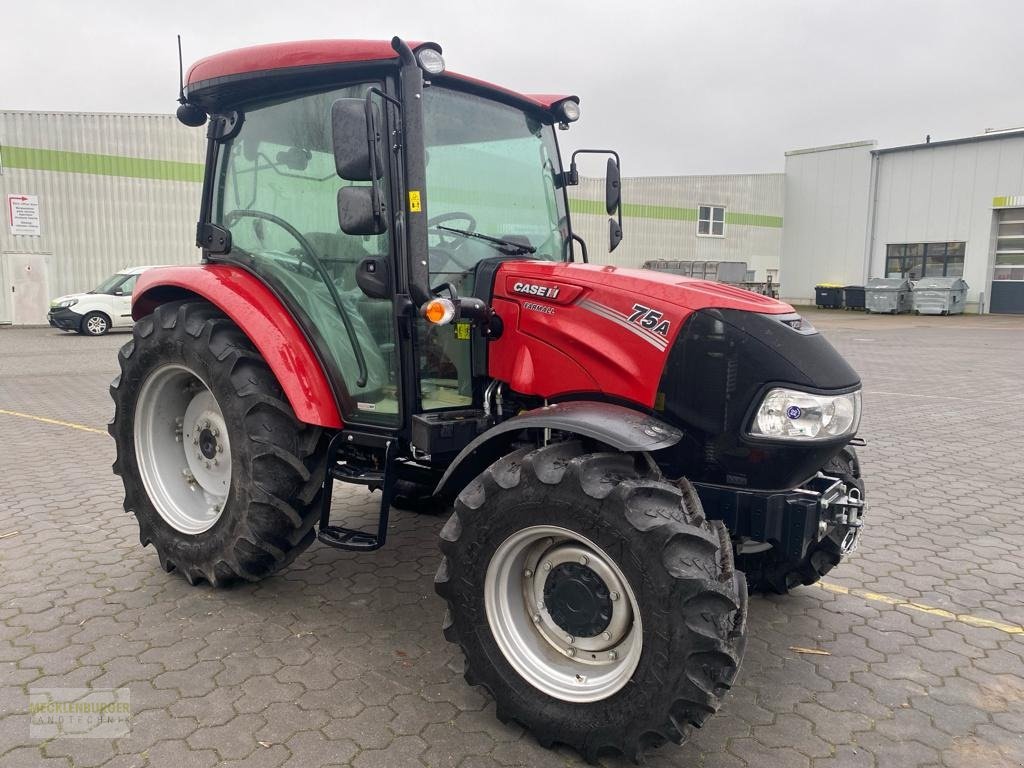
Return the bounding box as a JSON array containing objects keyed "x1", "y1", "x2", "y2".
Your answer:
[
  {"x1": 435, "y1": 441, "x2": 748, "y2": 762},
  {"x1": 81, "y1": 311, "x2": 111, "y2": 336},
  {"x1": 109, "y1": 300, "x2": 325, "y2": 585}
]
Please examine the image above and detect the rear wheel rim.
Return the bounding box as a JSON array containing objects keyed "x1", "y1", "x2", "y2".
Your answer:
[
  {"x1": 484, "y1": 524, "x2": 642, "y2": 703},
  {"x1": 134, "y1": 364, "x2": 231, "y2": 534},
  {"x1": 86, "y1": 316, "x2": 108, "y2": 334}
]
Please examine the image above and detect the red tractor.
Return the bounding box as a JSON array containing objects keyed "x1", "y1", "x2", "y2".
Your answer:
[{"x1": 109, "y1": 37, "x2": 867, "y2": 761}]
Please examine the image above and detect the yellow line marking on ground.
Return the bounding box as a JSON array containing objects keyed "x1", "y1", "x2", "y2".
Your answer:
[
  {"x1": 0, "y1": 409, "x2": 107, "y2": 435},
  {"x1": 816, "y1": 581, "x2": 1024, "y2": 635}
]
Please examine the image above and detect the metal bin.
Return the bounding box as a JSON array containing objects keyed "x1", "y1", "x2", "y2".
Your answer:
[
  {"x1": 912, "y1": 277, "x2": 969, "y2": 315},
  {"x1": 865, "y1": 278, "x2": 911, "y2": 314}
]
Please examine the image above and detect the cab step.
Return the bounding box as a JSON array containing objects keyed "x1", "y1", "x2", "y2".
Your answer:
[
  {"x1": 329, "y1": 462, "x2": 385, "y2": 487},
  {"x1": 317, "y1": 525, "x2": 384, "y2": 551},
  {"x1": 316, "y1": 434, "x2": 396, "y2": 552}
]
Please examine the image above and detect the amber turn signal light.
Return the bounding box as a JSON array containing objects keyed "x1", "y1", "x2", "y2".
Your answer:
[{"x1": 423, "y1": 298, "x2": 456, "y2": 325}]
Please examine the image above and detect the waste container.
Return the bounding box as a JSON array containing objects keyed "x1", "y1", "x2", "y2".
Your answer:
[
  {"x1": 843, "y1": 285, "x2": 866, "y2": 310},
  {"x1": 814, "y1": 283, "x2": 844, "y2": 309},
  {"x1": 912, "y1": 277, "x2": 969, "y2": 315},
  {"x1": 865, "y1": 278, "x2": 911, "y2": 314}
]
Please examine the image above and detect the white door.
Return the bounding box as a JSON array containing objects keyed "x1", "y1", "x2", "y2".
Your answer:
[
  {"x1": 2, "y1": 252, "x2": 52, "y2": 325},
  {"x1": 112, "y1": 273, "x2": 138, "y2": 327}
]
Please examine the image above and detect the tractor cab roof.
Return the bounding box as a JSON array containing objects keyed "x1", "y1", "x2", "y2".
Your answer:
[{"x1": 184, "y1": 39, "x2": 577, "y2": 119}]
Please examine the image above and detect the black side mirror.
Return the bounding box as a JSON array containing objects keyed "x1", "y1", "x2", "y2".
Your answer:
[
  {"x1": 331, "y1": 98, "x2": 382, "y2": 181},
  {"x1": 355, "y1": 256, "x2": 391, "y2": 300},
  {"x1": 605, "y1": 157, "x2": 621, "y2": 215},
  {"x1": 609, "y1": 218, "x2": 622, "y2": 252},
  {"x1": 570, "y1": 149, "x2": 625, "y2": 254},
  {"x1": 338, "y1": 186, "x2": 387, "y2": 236}
]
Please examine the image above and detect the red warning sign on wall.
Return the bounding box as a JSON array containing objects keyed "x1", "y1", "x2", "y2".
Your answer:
[{"x1": 7, "y1": 194, "x2": 41, "y2": 236}]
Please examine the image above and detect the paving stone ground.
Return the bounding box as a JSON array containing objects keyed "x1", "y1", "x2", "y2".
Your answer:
[{"x1": 1, "y1": 310, "x2": 1023, "y2": 767}]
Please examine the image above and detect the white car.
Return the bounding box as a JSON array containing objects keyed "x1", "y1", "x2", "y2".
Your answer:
[{"x1": 48, "y1": 266, "x2": 166, "y2": 336}]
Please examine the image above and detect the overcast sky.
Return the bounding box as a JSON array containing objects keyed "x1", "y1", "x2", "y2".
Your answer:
[{"x1": 3, "y1": 0, "x2": 1022, "y2": 176}]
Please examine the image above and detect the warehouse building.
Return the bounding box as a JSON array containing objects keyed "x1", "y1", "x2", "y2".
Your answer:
[
  {"x1": 781, "y1": 129, "x2": 1024, "y2": 313},
  {"x1": 1, "y1": 109, "x2": 785, "y2": 325},
  {"x1": 569, "y1": 173, "x2": 783, "y2": 283},
  {"x1": 8, "y1": 109, "x2": 1022, "y2": 326},
  {"x1": 0, "y1": 111, "x2": 204, "y2": 325}
]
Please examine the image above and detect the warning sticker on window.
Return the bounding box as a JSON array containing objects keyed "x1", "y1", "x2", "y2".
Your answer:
[
  {"x1": 454, "y1": 322, "x2": 472, "y2": 340},
  {"x1": 408, "y1": 190, "x2": 422, "y2": 212}
]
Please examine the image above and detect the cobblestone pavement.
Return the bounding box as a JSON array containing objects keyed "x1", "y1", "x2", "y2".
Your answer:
[{"x1": 1, "y1": 311, "x2": 1023, "y2": 768}]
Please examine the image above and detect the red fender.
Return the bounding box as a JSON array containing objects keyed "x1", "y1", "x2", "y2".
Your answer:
[{"x1": 132, "y1": 264, "x2": 343, "y2": 429}]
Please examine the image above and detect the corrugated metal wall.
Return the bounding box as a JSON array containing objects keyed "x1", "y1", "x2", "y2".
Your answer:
[
  {"x1": 568, "y1": 173, "x2": 784, "y2": 280},
  {"x1": 0, "y1": 111, "x2": 205, "y2": 323},
  {"x1": 781, "y1": 133, "x2": 1024, "y2": 309},
  {"x1": 871, "y1": 135, "x2": 1024, "y2": 307},
  {"x1": 1, "y1": 110, "x2": 785, "y2": 324},
  {"x1": 779, "y1": 141, "x2": 876, "y2": 305}
]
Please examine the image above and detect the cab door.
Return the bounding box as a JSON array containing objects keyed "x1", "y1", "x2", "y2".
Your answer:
[
  {"x1": 113, "y1": 274, "x2": 137, "y2": 327},
  {"x1": 212, "y1": 82, "x2": 403, "y2": 428}
]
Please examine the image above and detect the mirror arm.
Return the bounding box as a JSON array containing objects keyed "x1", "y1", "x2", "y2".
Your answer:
[
  {"x1": 571, "y1": 233, "x2": 589, "y2": 264},
  {"x1": 568, "y1": 148, "x2": 623, "y2": 253},
  {"x1": 363, "y1": 87, "x2": 402, "y2": 231}
]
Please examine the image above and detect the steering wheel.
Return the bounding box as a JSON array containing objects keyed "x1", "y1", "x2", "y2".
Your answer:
[{"x1": 428, "y1": 211, "x2": 477, "y2": 247}]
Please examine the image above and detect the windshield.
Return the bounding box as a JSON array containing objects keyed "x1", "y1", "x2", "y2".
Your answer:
[
  {"x1": 92, "y1": 274, "x2": 129, "y2": 294},
  {"x1": 423, "y1": 86, "x2": 568, "y2": 280}
]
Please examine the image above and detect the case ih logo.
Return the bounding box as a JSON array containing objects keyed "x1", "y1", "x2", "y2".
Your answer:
[{"x1": 512, "y1": 282, "x2": 560, "y2": 300}]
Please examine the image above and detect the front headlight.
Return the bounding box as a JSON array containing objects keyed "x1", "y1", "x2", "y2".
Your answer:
[
  {"x1": 750, "y1": 388, "x2": 861, "y2": 441},
  {"x1": 55, "y1": 299, "x2": 78, "y2": 309}
]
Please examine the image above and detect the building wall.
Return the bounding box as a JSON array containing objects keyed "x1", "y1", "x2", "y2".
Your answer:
[
  {"x1": 869, "y1": 134, "x2": 1024, "y2": 308},
  {"x1": 569, "y1": 173, "x2": 784, "y2": 280},
  {"x1": 0, "y1": 111, "x2": 205, "y2": 324},
  {"x1": 779, "y1": 141, "x2": 876, "y2": 305},
  {"x1": 1, "y1": 111, "x2": 784, "y2": 324}
]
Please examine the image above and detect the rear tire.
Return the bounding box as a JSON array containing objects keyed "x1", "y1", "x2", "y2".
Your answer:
[
  {"x1": 435, "y1": 441, "x2": 748, "y2": 762},
  {"x1": 109, "y1": 300, "x2": 326, "y2": 585},
  {"x1": 738, "y1": 447, "x2": 864, "y2": 594}
]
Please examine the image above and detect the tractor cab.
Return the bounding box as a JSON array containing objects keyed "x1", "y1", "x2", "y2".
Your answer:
[{"x1": 179, "y1": 38, "x2": 617, "y2": 436}]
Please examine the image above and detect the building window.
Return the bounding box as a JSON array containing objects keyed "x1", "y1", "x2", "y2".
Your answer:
[
  {"x1": 698, "y1": 205, "x2": 725, "y2": 237},
  {"x1": 885, "y1": 242, "x2": 964, "y2": 279}
]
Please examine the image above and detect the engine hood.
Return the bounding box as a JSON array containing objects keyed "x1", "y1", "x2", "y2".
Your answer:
[
  {"x1": 486, "y1": 259, "x2": 798, "y2": 412},
  {"x1": 501, "y1": 261, "x2": 793, "y2": 315},
  {"x1": 49, "y1": 293, "x2": 87, "y2": 307}
]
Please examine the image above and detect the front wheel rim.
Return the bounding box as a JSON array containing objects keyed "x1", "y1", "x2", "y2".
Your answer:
[
  {"x1": 134, "y1": 364, "x2": 232, "y2": 534},
  {"x1": 484, "y1": 524, "x2": 643, "y2": 703},
  {"x1": 87, "y1": 316, "x2": 107, "y2": 334}
]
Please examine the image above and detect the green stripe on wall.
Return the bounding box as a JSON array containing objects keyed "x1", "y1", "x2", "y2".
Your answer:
[
  {"x1": 569, "y1": 198, "x2": 782, "y2": 228},
  {"x1": 2, "y1": 144, "x2": 785, "y2": 228},
  {"x1": 1, "y1": 146, "x2": 203, "y2": 183},
  {"x1": 725, "y1": 211, "x2": 783, "y2": 228}
]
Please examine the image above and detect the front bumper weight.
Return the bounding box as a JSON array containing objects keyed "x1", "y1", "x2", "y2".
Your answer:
[{"x1": 693, "y1": 472, "x2": 867, "y2": 561}]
